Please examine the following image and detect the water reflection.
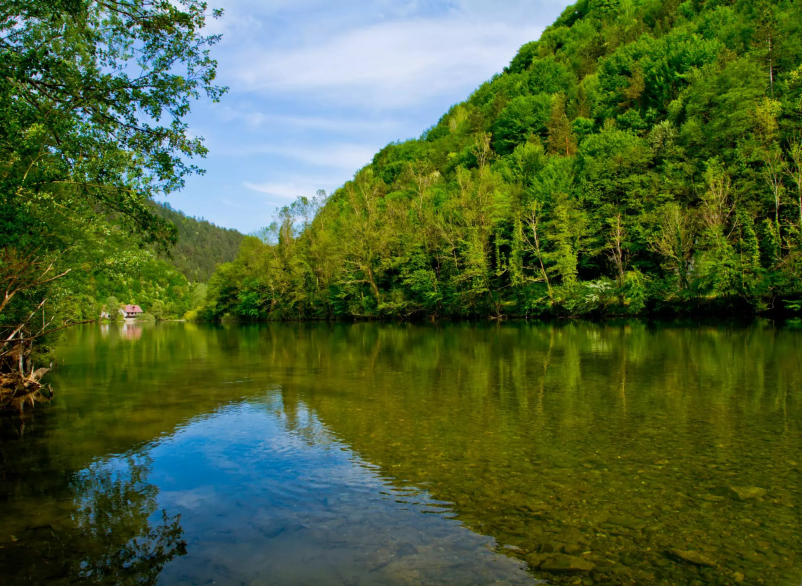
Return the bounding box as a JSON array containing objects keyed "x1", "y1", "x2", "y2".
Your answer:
[
  {"x1": 0, "y1": 453, "x2": 185, "y2": 585},
  {"x1": 1, "y1": 321, "x2": 800, "y2": 585},
  {"x1": 149, "y1": 399, "x2": 536, "y2": 585},
  {"x1": 271, "y1": 322, "x2": 802, "y2": 585},
  {"x1": 98, "y1": 321, "x2": 146, "y2": 340}
]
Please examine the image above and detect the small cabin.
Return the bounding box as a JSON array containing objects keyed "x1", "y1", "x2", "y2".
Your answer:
[{"x1": 122, "y1": 305, "x2": 144, "y2": 319}]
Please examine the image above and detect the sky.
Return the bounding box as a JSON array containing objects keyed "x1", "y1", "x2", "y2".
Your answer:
[{"x1": 164, "y1": 0, "x2": 574, "y2": 233}]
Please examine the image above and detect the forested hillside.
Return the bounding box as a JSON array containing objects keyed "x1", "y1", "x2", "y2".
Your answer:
[
  {"x1": 154, "y1": 203, "x2": 245, "y2": 283},
  {"x1": 204, "y1": 0, "x2": 802, "y2": 321}
]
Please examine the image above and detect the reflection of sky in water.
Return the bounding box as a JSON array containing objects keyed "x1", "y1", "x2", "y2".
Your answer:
[{"x1": 129, "y1": 394, "x2": 540, "y2": 585}]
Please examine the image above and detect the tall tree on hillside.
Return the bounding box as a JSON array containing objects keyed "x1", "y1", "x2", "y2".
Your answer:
[{"x1": 546, "y1": 94, "x2": 578, "y2": 157}]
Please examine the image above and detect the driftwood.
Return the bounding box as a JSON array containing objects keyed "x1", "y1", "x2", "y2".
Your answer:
[
  {"x1": 0, "y1": 248, "x2": 74, "y2": 412},
  {"x1": 0, "y1": 365, "x2": 53, "y2": 412},
  {"x1": 1, "y1": 330, "x2": 55, "y2": 413}
]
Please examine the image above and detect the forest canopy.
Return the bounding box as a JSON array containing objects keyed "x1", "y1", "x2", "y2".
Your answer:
[{"x1": 203, "y1": 0, "x2": 802, "y2": 321}]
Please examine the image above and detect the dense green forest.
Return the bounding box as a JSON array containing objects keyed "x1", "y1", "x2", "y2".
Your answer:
[
  {"x1": 63, "y1": 235, "x2": 207, "y2": 323},
  {"x1": 204, "y1": 0, "x2": 802, "y2": 321},
  {"x1": 153, "y1": 202, "x2": 245, "y2": 283}
]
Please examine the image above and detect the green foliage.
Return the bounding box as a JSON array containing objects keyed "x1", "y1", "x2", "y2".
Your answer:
[
  {"x1": 207, "y1": 0, "x2": 802, "y2": 321},
  {"x1": 493, "y1": 94, "x2": 553, "y2": 154},
  {"x1": 0, "y1": 0, "x2": 225, "y2": 253},
  {"x1": 65, "y1": 232, "x2": 204, "y2": 322},
  {"x1": 152, "y1": 203, "x2": 244, "y2": 283}
]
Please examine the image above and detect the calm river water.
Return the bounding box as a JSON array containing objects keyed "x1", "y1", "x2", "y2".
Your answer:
[{"x1": 0, "y1": 321, "x2": 800, "y2": 585}]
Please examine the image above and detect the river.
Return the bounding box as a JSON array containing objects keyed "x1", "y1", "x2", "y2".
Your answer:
[{"x1": 1, "y1": 321, "x2": 800, "y2": 585}]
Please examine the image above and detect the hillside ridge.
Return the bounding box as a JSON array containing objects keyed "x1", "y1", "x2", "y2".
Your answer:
[
  {"x1": 154, "y1": 202, "x2": 245, "y2": 283},
  {"x1": 203, "y1": 0, "x2": 802, "y2": 320}
]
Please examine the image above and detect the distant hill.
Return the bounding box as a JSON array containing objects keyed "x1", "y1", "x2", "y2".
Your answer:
[{"x1": 154, "y1": 202, "x2": 245, "y2": 283}]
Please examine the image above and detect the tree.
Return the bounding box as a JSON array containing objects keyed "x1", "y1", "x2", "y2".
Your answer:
[
  {"x1": 651, "y1": 204, "x2": 695, "y2": 291},
  {"x1": 493, "y1": 95, "x2": 552, "y2": 154},
  {"x1": 786, "y1": 139, "x2": 802, "y2": 231},
  {"x1": 1, "y1": 0, "x2": 225, "y2": 250},
  {"x1": 0, "y1": 0, "x2": 225, "y2": 404},
  {"x1": 0, "y1": 250, "x2": 74, "y2": 410},
  {"x1": 546, "y1": 94, "x2": 578, "y2": 157},
  {"x1": 105, "y1": 296, "x2": 121, "y2": 315}
]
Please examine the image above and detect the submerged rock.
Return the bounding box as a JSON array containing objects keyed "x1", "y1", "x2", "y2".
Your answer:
[
  {"x1": 607, "y1": 515, "x2": 647, "y2": 530},
  {"x1": 555, "y1": 527, "x2": 585, "y2": 543},
  {"x1": 539, "y1": 554, "x2": 595, "y2": 573},
  {"x1": 727, "y1": 486, "x2": 767, "y2": 501},
  {"x1": 700, "y1": 494, "x2": 725, "y2": 502},
  {"x1": 525, "y1": 552, "x2": 554, "y2": 568},
  {"x1": 667, "y1": 549, "x2": 716, "y2": 567},
  {"x1": 396, "y1": 542, "x2": 418, "y2": 557}
]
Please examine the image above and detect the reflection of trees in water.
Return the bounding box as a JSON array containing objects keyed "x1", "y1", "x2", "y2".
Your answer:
[
  {"x1": 2, "y1": 453, "x2": 185, "y2": 585},
  {"x1": 268, "y1": 322, "x2": 802, "y2": 585},
  {"x1": 270, "y1": 390, "x2": 337, "y2": 449},
  {"x1": 70, "y1": 454, "x2": 186, "y2": 584}
]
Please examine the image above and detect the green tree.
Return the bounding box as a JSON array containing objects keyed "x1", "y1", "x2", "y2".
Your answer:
[
  {"x1": 1, "y1": 0, "x2": 225, "y2": 404},
  {"x1": 546, "y1": 94, "x2": 578, "y2": 157},
  {"x1": 493, "y1": 95, "x2": 553, "y2": 154}
]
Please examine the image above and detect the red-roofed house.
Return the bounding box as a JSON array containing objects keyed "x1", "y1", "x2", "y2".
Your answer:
[{"x1": 122, "y1": 305, "x2": 144, "y2": 319}]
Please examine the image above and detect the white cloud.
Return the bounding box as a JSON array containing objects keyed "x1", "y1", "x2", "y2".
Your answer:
[
  {"x1": 271, "y1": 143, "x2": 376, "y2": 169},
  {"x1": 218, "y1": 106, "x2": 401, "y2": 133},
  {"x1": 448, "y1": 0, "x2": 563, "y2": 21},
  {"x1": 218, "y1": 142, "x2": 377, "y2": 171},
  {"x1": 243, "y1": 178, "x2": 340, "y2": 200},
  {"x1": 228, "y1": 18, "x2": 544, "y2": 108}
]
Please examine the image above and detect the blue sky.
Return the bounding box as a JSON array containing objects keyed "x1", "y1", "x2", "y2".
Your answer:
[{"x1": 165, "y1": 0, "x2": 574, "y2": 233}]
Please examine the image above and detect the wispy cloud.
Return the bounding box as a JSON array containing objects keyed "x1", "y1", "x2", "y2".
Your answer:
[
  {"x1": 229, "y1": 19, "x2": 543, "y2": 108},
  {"x1": 244, "y1": 178, "x2": 340, "y2": 200},
  {"x1": 218, "y1": 107, "x2": 402, "y2": 133},
  {"x1": 218, "y1": 142, "x2": 377, "y2": 171}
]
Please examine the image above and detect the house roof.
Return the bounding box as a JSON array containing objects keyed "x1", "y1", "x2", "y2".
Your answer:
[{"x1": 123, "y1": 305, "x2": 143, "y2": 313}]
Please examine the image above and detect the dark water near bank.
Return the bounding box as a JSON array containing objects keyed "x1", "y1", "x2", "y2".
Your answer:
[{"x1": 1, "y1": 322, "x2": 800, "y2": 585}]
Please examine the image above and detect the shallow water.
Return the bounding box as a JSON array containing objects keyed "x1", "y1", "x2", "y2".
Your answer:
[{"x1": 0, "y1": 321, "x2": 800, "y2": 585}]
